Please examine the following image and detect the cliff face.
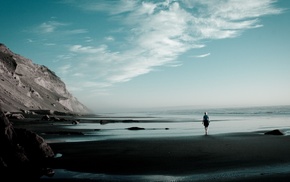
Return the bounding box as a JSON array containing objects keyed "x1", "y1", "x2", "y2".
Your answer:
[{"x1": 0, "y1": 43, "x2": 91, "y2": 114}]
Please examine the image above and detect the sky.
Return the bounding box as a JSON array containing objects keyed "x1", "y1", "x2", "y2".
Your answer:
[{"x1": 1, "y1": 0, "x2": 290, "y2": 113}]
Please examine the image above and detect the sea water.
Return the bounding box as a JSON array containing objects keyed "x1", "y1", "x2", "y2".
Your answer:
[{"x1": 45, "y1": 105, "x2": 290, "y2": 142}]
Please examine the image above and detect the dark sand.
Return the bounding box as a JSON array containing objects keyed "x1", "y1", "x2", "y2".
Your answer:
[{"x1": 11, "y1": 118, "x2": 290, "y2": 182}]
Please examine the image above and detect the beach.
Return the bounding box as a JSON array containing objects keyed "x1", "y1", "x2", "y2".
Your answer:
[
  {"x1": 40, "y1": 133, "x2": 290, "y2": 182},
  {"x1": 9, "y1": 106, "x2": 290, "y2": 182}
]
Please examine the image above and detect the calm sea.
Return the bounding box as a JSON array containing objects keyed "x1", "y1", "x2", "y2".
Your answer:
[{"x1": 45, "y1": 105, "x2": 290, "y2": 142}]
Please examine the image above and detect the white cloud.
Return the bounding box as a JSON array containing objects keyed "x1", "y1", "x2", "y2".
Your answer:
[
  {"x1": 44, "y1": 43, "x2": 56, "y2": 46},
  {"x1": 69, "y1": 45, "x2": 108, "y2": 54},
  {"x1": 55, "y1": 54, "x2": 75, "y2": 62},
  {"x1": 75, "y1": 0, "x2": 138, "y2": 15},
  {"x1": 203, "y1": 0, "x2": 282, "y2": 20},
  {"x1": 35, "y1": 20, "x2": 87, "y2": 37},
  {"x1": 105, "y1": 36, "x2": 115, "y2": 41},
  {"x1": 58, "y1": 64, "x2": 71, "y2": 75},
  {"x1": 194, "y1": 53, "x2": 211, "y2": 58},
  {"x1": 57, "y1": 0, "x2": 283, "y2": 93},
  {"x1": 84, "y1": 37, "x2": 93, "y2": 42},
  {"x1": 65, "y1": 29, "x2": 88, "y2": 34},
  {"x1": 38, "y1": 21, "x2": 67, "y2": 33},
  {"x1": 27, "y1": 39, "x2": 33, "y2": 43}
]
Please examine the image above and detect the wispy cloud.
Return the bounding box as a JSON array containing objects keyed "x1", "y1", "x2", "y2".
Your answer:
[
  {"x1": 84, "y1": 37, "x2": 93, "y2": 42},
  {"x1": 57, "y1": 0, "x2": 283, "y2": 93},
  {"x1": 65, "y1": 29, "x2": 88, "y2": 34},
  {"x1": 29, "y1": 19, "x2": 88, "y2": 51},
  {"x1": 27, "y1": 39, "x2": 33, "y2": 43},
  {"x1": 35, "y1": 20, "x2": 87, "y2": 35},
  {"x1": 68, "y1": 0, "x2": 138, "y2": 15},
  {"x1": 193, "y1": 53, "x2": 211, "y2": 58},
  {"x1": 38, "y1": 21, "x2": 67, "y2": 33},
  {"x1": 69, "y1": 44, "x2": 108, "y2": 54},
  {"x1": 105, "y1": 36, "x2": 115, "y2": 41},
  {"x1": 44, "y1": 43, "x2": 56, "y2": 46}
]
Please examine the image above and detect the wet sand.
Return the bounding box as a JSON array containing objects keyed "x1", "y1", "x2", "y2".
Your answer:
[
  {"x1": 42, "y1": 134, "x2": 290, "y2": 181},
  {"x1": 11, "y1": 117, "x2": 290, "y2": 181}
]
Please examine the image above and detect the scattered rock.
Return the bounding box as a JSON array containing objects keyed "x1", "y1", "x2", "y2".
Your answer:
[
  {"x1": 41, "y1": 114, "x2": 50, "y2": 121},
  {"x1": 127, "y1": 127, "x2": 145, "y2": 130},
  {"x1": 264, "y1": 129, "x2": 284, "y2": 135},
  {"x1": 100, "y1": 120, "x2": 110, "y2": 125},
  {"x1": 122, "y1": 119, "x2": 139, "y2": 123},
  {"x1": 50, "y1": 116, "x2": 60, "y2": 121},
  {"x1": 72, "y1": 120, "x2": 80, "y2": 125},
  {"x1": 8, "y1": 113, "x2": 25, "y2": 119},
  {"x1": 0, "y1": 107, "x2": 55, "y2": 179}
]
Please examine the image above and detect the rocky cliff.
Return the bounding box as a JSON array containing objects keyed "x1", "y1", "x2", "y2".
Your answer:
[{"x1": 0, "y1": 43, "x2": 91, "y2": 114}]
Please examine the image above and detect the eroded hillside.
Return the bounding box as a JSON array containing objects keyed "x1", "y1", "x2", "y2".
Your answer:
[{"x1": 0, "y1": 43, "x2": 91, "y2": 114}]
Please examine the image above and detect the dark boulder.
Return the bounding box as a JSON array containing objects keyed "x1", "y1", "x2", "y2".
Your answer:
[
  {"x1": 264, "y1": 129, "x2": 284, "y2": 135},
  {"x1": 127, "y1": 127, "x2": 145, "y2": 130},
  {"x1": 0, "y1": 107, "x2": 55, "y2": 179},
  {"x1": 122, "y1": 119, "x2": 139, "y2": 123},
  {"x1": 41, "y1": 114, "x2": 50, "y2": 121},
  {"x1": 72, "y1": 120, "x2": 80, "y2": 125}
]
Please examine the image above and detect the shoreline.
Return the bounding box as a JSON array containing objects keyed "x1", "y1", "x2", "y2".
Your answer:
[
  {"x1": 9, "y1": 116, "x2": 290, "y2": 181},
  {"x1": 11, "y1": 116, "x2": 290, "y2": 144}
]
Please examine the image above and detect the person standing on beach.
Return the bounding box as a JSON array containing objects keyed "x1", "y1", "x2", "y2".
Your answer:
[{"x1": 202, "y1": 112, "x2": 210, "y2": 135}]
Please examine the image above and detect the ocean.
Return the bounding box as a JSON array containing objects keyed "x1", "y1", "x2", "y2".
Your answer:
[{"x1": 46, "y1": 105, "x2": 290, "y2": 142}]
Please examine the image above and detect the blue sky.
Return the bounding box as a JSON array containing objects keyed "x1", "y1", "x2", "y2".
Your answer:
[{"x1": 1, "y1": 0, "x2": 290, "y2": 113}]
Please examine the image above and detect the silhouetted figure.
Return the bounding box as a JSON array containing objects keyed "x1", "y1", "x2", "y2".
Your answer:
[{"x1": 202, "y1": 112, "x2": 210, "y2": 135}]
